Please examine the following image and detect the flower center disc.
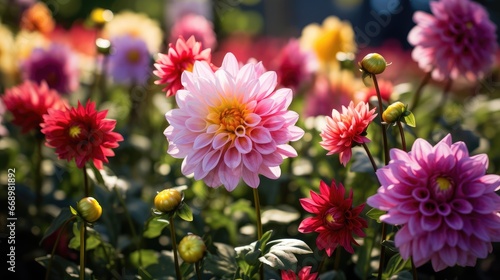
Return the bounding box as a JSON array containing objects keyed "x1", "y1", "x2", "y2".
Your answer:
[
  {"x1": 127, "y1": 49, "x2": 141, "y2": 64},
  {"x1": 432, "y1": 176, "x2": 454, "y2": 201},
  {"x1": 69, "y1": 125, "x2": 81, "y2": 138},
  {"x1": 324, "y1": 207, "x2": 344, "y2": 231}
]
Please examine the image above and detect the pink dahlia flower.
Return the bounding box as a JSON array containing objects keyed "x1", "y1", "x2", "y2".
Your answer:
[
  {"x1": 169, "y1": 13, "x2": 217, "y2": 49},
  {"x1": 281, "y1": 266, "x2": 318, "y2": 280},
  {"x1": 319, "y1": 101, "x2": 377, "y2": 166},
  {"x1": 2, "y1": 81, "x2": 67, "y2": 133},
  {"x1": 299, "y1": 180, "x2": 367, "y2": 256},
  {"x1": 154, "y1": 36, "x2": 213, "y2": 97},
  {"x1": 164, "y1": 52, "x2": 304, "y2": 191},
  {"x1": 367, "y1": 134, "x2": 500, "y2": 271},
  {"x1": 408, "y1": 0, "x2": 498, "y2": 81}
]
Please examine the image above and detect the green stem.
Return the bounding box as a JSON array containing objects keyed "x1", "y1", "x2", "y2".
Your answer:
[
  {"x1": 372, "y1": 74, "x2": 390, "y2": 280},
  {"x1": 195, "y1": 261, "x2": 202, "y2": 280},
  {"x1": 397, "y1": 122, "x2": 407, "y2": 152},
  {"x1": 169, "y1": 216, "x2": 181, "y2": 280},
  {"x1": 252, "y1": 188, "x2": 263, "y2": 240},
  {"x1": 45, "y1": 216, "x2": 76, "y2": 280},
  {"x1": 333, "y1": 247, "x2": 341, "y2": 271},
  {"x1": 79, "y1": 221, "x2": 87, "y2": 280},
  {"x1": 34, "y1": 136, "x2": 43, "y2": 208},
  {"x1": 410, "y1": 71, "x2": 431, "y2": 111},
  {"x1": 411, "y1": 257, "x2": 418, "y2": 280},
  {"x1": 362, "y1": 143, "x2": 378, "y2": 172},
  {"x1": 83, "y1": 167, "x2": 89, "y2": 197},
  {"x1": 113, "y1": 187, "x2": 141, "y2": 266},
  {"x1": 252, "y1": 188, "x2": 263, "y2": 280}
]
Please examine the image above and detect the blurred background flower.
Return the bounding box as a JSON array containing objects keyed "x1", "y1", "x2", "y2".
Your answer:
[{"x1": 108, "y1": 35, "x2": 151, "y2": 85}]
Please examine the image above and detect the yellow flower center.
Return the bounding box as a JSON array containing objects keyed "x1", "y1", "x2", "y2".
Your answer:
[
  {"x1": 325, "y1": 213, "x2": 335, "y2": 224},
  {"x1": 208, "y1": 99, "x2": 250, "y2": 139},
  {"x1": 185, "y1": 63, "x2": 194, "y2": 72},
  {"x1": 127, "y1": 49, "x2": 141, "y2": 64},
  {"x1": 69, "y1": 125, "x2": 81, "y2": 138},
  {"x1": 435, "y1": 177, "x2": 451, "y2": 191},
  {"x1": 465, "y1": 22, "x2": 474, "y2": 30}
]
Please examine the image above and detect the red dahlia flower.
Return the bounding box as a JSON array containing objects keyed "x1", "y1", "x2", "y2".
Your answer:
[
  {"x1": 41, "y1": 101, "x2": 123, "y2": 169},
  {"x1": 299, "y1": 180, "x2": 367, "y2": 256}
]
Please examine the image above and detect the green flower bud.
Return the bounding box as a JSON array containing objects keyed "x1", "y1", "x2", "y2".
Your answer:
[
  {"x1": 77, "y1": 197, "x2": 102, "y2": 223},
  {"x1": 154, "y1": 189, "x2": 182, "y2": 213},
  {"x1": 178, "y1": 234, "x2": 206, "y2": 263},
  {"x1": 382, "y1": 101, "x2": 406, "y2": 123},
  {"x1": 359, "y1": 53, "x2": 388, "y2": 75}
]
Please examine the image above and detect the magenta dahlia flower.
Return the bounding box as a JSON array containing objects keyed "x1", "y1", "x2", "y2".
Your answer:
[
  {"x1": 299, "y1": 180, "x2": 367, "y2": 256},
  {"x1": 367, "y1": 134, "x2": 500, "y2": 271},
  {"x1": 320, "y1": 101, "x2": 377, "y2": 166},
  {"x1": 164, "y1": 52, "x2": 304, "y2": 191},
  {"x1": 273, "y1": 39, "x2": 315, "y2": 90},
  {"x1": 408, "y1": 0, "x2": 498, "y2": 81},
  {"x1": 22, "y1": 43, "x2": 79, "y2": 94},
  {"x1": 281, "y1": 266, "x2": 318, "y2": 280},
  {"x1": 154, "y1": 36, "x2": 213, "y2": 97}
]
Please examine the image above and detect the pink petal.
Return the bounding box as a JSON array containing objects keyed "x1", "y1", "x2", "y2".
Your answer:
[{"x1": 224, "y1": 147, "x2": 241, "y2": 169}]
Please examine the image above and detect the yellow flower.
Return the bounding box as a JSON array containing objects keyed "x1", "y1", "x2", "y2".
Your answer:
[
  {"x1": 0, "y1": 23, "x2": 16, "y2": 84},
  {"x1": 300, "y1": 16, "x2": 356, "y2": 72},
  {"x1": 103, "y1": 11, "x2": 163, "y2": 54},
  {"x1": 14, "y1": 30, "x2": 49, "y2": 61}
]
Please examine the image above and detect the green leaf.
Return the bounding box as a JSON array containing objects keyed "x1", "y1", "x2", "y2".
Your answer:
[
  {"x1": 383, "y1": 253, "x2": 411, "y2": 279},
  {"x1": 68, "y1": 223, "x2": 101, "y2": 250},
  {"x1": 139, "y1": 250, "x2": 176, "y2": 280},
  {"x1": 259, "y1": 230, "x2": 273, "y2": 252},
  {"x1": 204, "y1": 242, "x2": 238, "y2": 278},
  {"x1": 36, "y1": 255, "x2": 80, "y2": 279},
  {"x1": 143, "y1": 216, "x2": 170, "y2": 239},
  {"x1": 403, "y1": 112, "x2": 416, "y2": 127},
  {"x1": 177, "y1": 203, "x2": 193, "y2": 221},
  {"x1": 40, "y1": 207, "x2": 74, "y2": 245},
  {"x1": 381, "y1": 240, "x2": 398, "y2": 253},
  {"x1": 129, "y1": 249, "x2": 159, "y2": 269},
  {"x1": 259, "y1": 238, "x2": 312, "y2": 271},
  {"x1": 366, "y1": 208, "x2": 386, "y2": 223}
]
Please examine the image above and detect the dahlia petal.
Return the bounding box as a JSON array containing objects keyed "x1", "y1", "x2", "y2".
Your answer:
[
  {"x1": 224, "y1": 147, "x2": 241, "y2": 169},
  {"x1": 381, "y1": 211, "x2": 409, "y2": 225},
  {"x1": 444, "y1": 212, "x2": 463, "y2": 230},
  {"x1": 220, "y1": 52, "x2": 239, "y2": 78},
  {"x1": 255, "y1": 141, "x2": 277, "y2": 155},
  {"x1": 235, "y1": 135, "x2": 252, "y2": 154},
  {"x1": 244, "y1": 113, "x2": 261, "y2": 127},
  {"x1": 249, "y1": 127, "x2": 272, "y2": 143},
  {"x1": 193, "y1": 60, "x2": 216, "y2": 81},
  {"x1": 276, "y1": 144, "x2": 298, "y2": 158},
  {"x1": 193, "y1": 133, "x2": 213, "y2": 149},
  {"x1": 212, "y1": 133, "x2": 231, "y2": 150},
  {"x1": 299, "y1": 198, "x2": 320, "y2": 214},
  {"x1": 242, "y1": 168, "x2": 260, "y2": 188},
  {"x1": 219, "y1": 165, "x2": 241, "y2": 191},
  {"x1": 450, "y1": 198, "x2": 473, "y2": 214},
  {"x1": 242, "y1": 150, "x2": 263, "y2": 172},
  {"x1": 256, "y1": 71, "x2": 277, "y2": 99},
  {"x1": 259, "y1": 165, "x2": 281, "y2": 179},
  {"x1": 479, "y1": 174, "x2": 500, "y2": 192},
  {"x1": 421, "y1": 214, "x2": 442, "y2": 231}
]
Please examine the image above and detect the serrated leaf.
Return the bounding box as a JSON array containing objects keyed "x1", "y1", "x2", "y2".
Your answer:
[
  {"x1": 40, "y1": 208, "x2": 74, "y2": 245},
  {"x1": 366, "y1": 208, "x2": 386, "y2": 223},
  {"x1": 259, "y1": 238, "x2": 312, "y2": 271},
  {"x1": 403, "y1": 112, "x2": 416, "y2": 127},
  {"x1": 143, "y1": 216, "x2": 170, "y2": 239},
  {"x1": 177, "y1": 203, "x2": 193, "y2": 221}
]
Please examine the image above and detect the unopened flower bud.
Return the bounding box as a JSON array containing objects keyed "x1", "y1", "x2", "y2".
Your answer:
[
  {"x1": 382, "y1": 101, "x2": 406, "y2": 123},
  {"x1": 154, "y1": 189, "x2": 182, "y2": 213},
  {"x1": 359, "y1": 53, "x2": 387, "y2": 75},
  {"x1": 178, "y1": 234, "x2": 206, "y2": 263},
  {"x1": 96, "y1": 38, "x2": 111, "y2": 55},
  {"x1": 77, "y1": 197, "x2": 102, "y2": 223}
]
